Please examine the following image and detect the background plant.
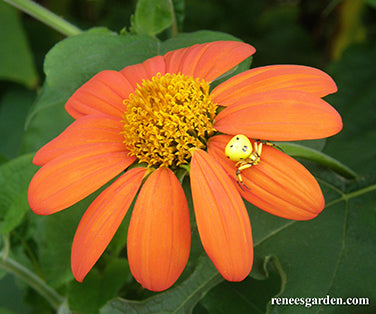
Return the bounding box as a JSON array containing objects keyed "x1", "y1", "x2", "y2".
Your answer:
[{"x1": 0, "y1": 0, "x2": 375, "y2": 313}]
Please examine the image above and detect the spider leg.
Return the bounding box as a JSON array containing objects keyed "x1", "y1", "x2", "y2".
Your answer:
[
  {"x1": 255, "y1": 139, "x2": 284, "y2": 152},
  {"x1": 236, "y1": 164, "x2": 252, "y2": 191},
  {"x1": 255, "y1": 141, "x2": 263, "y2": 157}
]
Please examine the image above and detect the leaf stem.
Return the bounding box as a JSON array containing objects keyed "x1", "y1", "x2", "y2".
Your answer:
[
  {"x1": 325, "y1": 183, "x2": 376, "y2": 208},
  {"x1": 3, "y1": 0, "x2": 82, "y2": 37},
  {"x1": 278, "y1": 142, "x2": 357, "y2": 179},
  {"x1": 0, "y1": 236, "x2": 64, "y2": 310},
  {"x1": 167, "y1": 0, "x2": 178, "y2": 36}
]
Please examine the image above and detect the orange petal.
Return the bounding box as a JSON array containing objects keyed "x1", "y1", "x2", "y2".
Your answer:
[
  {"x1": 211, "y1": 65, "x2": 337, "y2": 106},
  {"x1": 28, "y1": 144, "x2": 135, "y2": 215},
  {"x1": 33, "y1": 114, "x2": 124, "y2": 166},
  {"x1": 208, "y1": 135, "x2": 325, "y2": 220},
  {"x1": 164, "y1": 41, "x2": 255, "y2": 82},
  {"x1": 120, "y1": 55, "x2": 166, "y2": 88},
  {"x1": 214, "y1": 90, "x2": 343, "y2": 141},
  {"x1": 127, "y1": 167, "x2": 191, "y2": 291},
  {"x1": 190, "y1": 149, "x2": 253, "y2": 281},
  {"x1": 65, "y1": 70, "x2": 133, "y2": 119},
  {"x1": 71, "y1": 167, "x2": 147, "y2": 282}
]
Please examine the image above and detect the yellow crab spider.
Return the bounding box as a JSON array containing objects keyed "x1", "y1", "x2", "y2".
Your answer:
[{"x1": 225, "y1": 134, "x2": 265, "y2": 189}]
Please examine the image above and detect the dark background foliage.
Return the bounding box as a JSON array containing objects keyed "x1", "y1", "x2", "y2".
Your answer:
[{"x1": 1, "y1": 0, "x2": 376, "y2": 313}]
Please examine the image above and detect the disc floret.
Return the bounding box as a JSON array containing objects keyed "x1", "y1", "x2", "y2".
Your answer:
[{"x1": 122, "y1": 73, "x2": 217, "y2": 168}]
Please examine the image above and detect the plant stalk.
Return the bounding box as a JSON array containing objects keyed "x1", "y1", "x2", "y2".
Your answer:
[
  {"x1": 0, "y1": 237, "x2": 64, "y2": 310},
  {"x1": 3, "y1": 0, "x2": 82, "y2": 36}
]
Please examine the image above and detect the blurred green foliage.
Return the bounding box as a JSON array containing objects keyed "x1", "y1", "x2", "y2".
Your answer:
[{"x1": 1, "y1": 0, "x2": 376, "y2": 313}]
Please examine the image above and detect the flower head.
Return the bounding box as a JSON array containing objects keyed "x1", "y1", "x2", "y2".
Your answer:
[{"x1": 28, "y1": 41, "x2": 342, "y2": 291}]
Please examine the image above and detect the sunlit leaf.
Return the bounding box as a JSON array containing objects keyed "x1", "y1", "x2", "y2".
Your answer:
[
  {"x1": 133, "y1": 0, "x2": 173, "y2": 36},
  {"x1": 330, "y1": 0, "x2": 367, "y2": 60},
  {"x1": 22, "y1": 30, "x2": 159, "y2": 153},
  {"x1": 0, "y1": 154, "x2": 37, "y2": 234}
]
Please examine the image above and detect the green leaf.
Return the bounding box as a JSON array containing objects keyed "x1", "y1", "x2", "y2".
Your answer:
[
  {"x1": 246, "y1": 172, "x2": 376, "y2": 312},
  {"x1": 100, "y1": 256, "x2": 222, "y2": 314},
  {"x1": 22, "y1": 31, "x2": 159, "y2": 153},
  {"x1": 0, "y1": 2, "x2": 38, "y2": 88},
  {"x1": 0, "y1": 154, "x2": 37, "y2": 235},
  {"x1": 196, "y1": 256, "x2": 284, "y2": 313},
  {"x1": 278, "y1": 142, "x2": 357, "y2": 179},
  {"x1": 133, "y1": 0, "x2": 173, "y2": 36},
  {"x1": 33, "y1": 195, "x2": 97, "y2": 288},
  {"x1": 68, "y1": 257, "x2": 131, "y2": 313}
]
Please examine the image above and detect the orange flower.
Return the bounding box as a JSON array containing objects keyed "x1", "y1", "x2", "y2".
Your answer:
[{"x1": 28, "y1": 41, "x2": 342, "y2": 291}]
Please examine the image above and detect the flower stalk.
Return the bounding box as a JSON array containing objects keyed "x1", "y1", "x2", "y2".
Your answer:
[
  {"x1": 0, "y1": 235, "x2": 64, "y2": 310},
  {"x1": 3, "y1": 0, "x2": 82, "y2": 37},
  {"x1": 167, "y1": 0, "x2": 178, "y2": 37}
]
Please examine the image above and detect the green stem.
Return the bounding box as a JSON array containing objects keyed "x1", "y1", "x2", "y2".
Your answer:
[
  {"x1": 0, "y1": 237, "x2": 64, "y2": 310},
  {"x1": 325, "y1": 183, "x2": 376, "y2": 208},
  {"x1": 3, "y1": 0, "x2": 82, "y2": 37},
  {"x1": 167, "y1": 0, "x2": 178, "y2": 36}
]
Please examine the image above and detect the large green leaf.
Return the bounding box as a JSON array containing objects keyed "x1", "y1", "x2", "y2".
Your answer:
[
  {"x1": 68, "y1": 257, "x2": 131, "y2": 313},
  {"x1": 0, "y1": 154, "x2": 37, "y2": 235},
  {"x1": 196, "y1": 256, "x2": 283, "y2": 313},
  {"x1": 100, "y1": 256, "x2": 222, "y2": 314},
  {"x1": 186, "y1": 171, "x2": 375, "y2": 313},
  {"x1": 0, "y1": 2, "x2": 38, "y2": 88},
  {"x1": 32, "y1": 189, "x2": 108, "y2": 288},
  {"x1": 22, "y1": 30, "x2": 160, "y2": 153},
  {"x1": 98, "y1": 169, "x2": 376, "y2": 313},
  {"x1": 260, "y1": 173, "x2": 376, "y2": 312}
]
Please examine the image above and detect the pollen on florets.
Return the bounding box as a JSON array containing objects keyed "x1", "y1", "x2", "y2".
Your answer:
[{"x1": 122, "y1": 73, "x2": 217, "y2": 168}]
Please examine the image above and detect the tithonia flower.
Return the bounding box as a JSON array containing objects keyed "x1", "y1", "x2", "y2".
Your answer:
[{"x1": 28, "y1": 41, "x2": 342, "y2": 292}]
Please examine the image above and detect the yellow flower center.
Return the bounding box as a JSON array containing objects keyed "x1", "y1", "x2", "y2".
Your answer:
[{"x1": 122, "y1": 73, "x2": 217, "y2": 168}]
